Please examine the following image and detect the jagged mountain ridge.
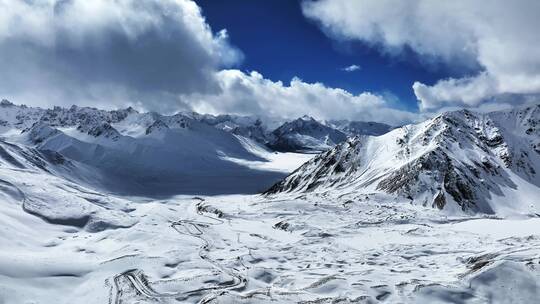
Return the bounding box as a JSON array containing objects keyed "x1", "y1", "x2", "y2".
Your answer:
[
  {"x1": 267, "y1": 115, "x2": 393, "y2": 152},
  {"x1": 190, "y1": 113, "x2": 272, "y2": 144},
  {"x1": 265, "y1": 104, "x2": 540, "y2": 215},
  {"x1": 326, "y1": 120, "x2": 394, "y2": 137},
  {"x1": 190, "y1": 112, "x2": 394, "y2": 151},
  {"x1": 0, "y1": 99, "x2": 393, "y2": 152}
]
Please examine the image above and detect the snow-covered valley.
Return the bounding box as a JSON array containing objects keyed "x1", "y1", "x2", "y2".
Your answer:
[
  {"x1": 3, "y1": 192, "x2": 540, "y2": 303},
  {"x1": 1, "y1": 103, "x2": 539, "y2": 303}
]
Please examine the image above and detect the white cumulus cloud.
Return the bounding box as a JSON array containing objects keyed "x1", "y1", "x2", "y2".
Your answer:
[
  {"x1": 181, "y1": 69, "x2": 415, "y2": 125},
  {"x1": 0, "y1": 0, "x2": 242, "y2": 110},
  {"x1": 342, "y1": 64, "x2": 361, "y2": 72},
  {"x1": 302, "y1": 0, "x2": 540, "y2": 112}
]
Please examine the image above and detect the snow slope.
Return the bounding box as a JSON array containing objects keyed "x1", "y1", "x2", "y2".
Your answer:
[
  {"x1": 266, "y1": 105, "x2": 540, "y2": 216},
  {"x1": 0, "y1": 138, "x2": 137, "y2": 232}
]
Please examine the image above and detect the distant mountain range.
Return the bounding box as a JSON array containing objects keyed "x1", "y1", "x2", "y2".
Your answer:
[
  {"x1": 198, "y1": 113, "x2": 393, "y2": 153},
  {"x1": 0, "y1": 99, "x2": 392, "y2": 197},
  {"x1": 0, "y1": 99, "x2": 393, "y2": 153}
]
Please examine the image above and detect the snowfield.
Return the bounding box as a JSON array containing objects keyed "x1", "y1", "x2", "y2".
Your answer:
[
  {"x1": 0, "y1": 103, "x2": 539, "y2": 303},
  {"x1": 2, "y1": 192, "x2": 540, "y2": 303}
]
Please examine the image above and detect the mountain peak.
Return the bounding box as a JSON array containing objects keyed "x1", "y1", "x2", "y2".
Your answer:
[
  {"x1": 265, "y1": 105, "x2": 540, "y2": 215},
  {"x1": 299, "y1": 114, "x2": 316, "y2": 121},
  {"x1": 0, "y1": 99, "x2": 14, "y2": 107}
]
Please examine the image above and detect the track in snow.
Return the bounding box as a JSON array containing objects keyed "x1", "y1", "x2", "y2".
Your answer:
[{"x1": 109, "y1": 199, "x2": 246, "y2": 304}]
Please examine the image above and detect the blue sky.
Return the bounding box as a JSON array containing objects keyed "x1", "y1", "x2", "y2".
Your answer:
[{"x1": 196, "y1": 0, "x2": 474, "y2": 112}]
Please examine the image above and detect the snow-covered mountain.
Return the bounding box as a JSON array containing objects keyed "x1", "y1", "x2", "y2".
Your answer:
[
  {"x1": 186, "y1": 112, "x2": 394, "y2": 153},
  {"x1": 0, "y1": 100, "x2": 313, "y2": 196},
  {"x1": 267, "y1": 115, "x2": 348, "y2": 152},
  {"x1": 265, "y1": 104, "x2": 540, "y2": 215},
  {"x1": 184, "y1": 111, "x2": 394, "y2": 153},
  {"x1": 266, "y1": 115, "x2": 393, "y2": 152}
]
